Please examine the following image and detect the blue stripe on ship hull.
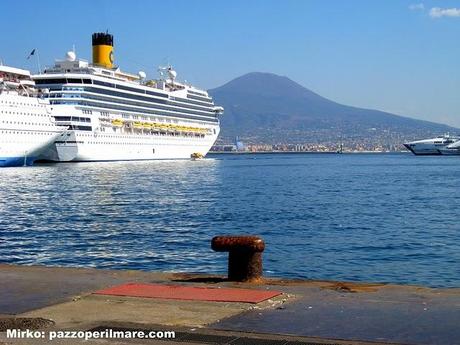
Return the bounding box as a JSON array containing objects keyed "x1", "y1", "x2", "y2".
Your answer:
[{"x1": 0, "y1": 156, "x2": 37, "y2": 167}]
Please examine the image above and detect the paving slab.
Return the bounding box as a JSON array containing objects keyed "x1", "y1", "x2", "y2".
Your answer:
[
  {"x1": 94, "y1": 282, "x2": 282, "y2": 303},
  {"x1": 0, "y1": 265, "x2": 171, "y2": 314},
  {"x1": 212, "y1": 284, "x2": 460, "y2": 345},
  {"x1": 20, "y1": 294, "x2": 255, "y2": 329}
]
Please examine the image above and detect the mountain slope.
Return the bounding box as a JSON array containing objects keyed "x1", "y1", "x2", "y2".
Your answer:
[{"x1": 209, "y1": 72, "x2": 456, "y2": 146}]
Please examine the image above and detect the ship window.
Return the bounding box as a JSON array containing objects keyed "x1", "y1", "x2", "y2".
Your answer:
[
  {"x1": 54, "y1": 116, "x2": 71, "y2": 121},
  {"x1": 117, "y1": 84, "x2": 143, "y2": 93},
  {"x1": 39, "y1": 79, "x2": 67, "y2": 84},
  {"x1": 146, "y1": 90, "x2": 168, "y2": 98},
  {"x1": 94, "y1": 80, "x2": 115, "y2": 88},
  {"x1": 68, "y1": 125, "x2": 92, "y2": 131},
  {"x1": 83, "y1": 79, "x2": 92, "y2": 84},
  {"x1": 67, "y1": 78, "x2": 82, "y2": 84}
]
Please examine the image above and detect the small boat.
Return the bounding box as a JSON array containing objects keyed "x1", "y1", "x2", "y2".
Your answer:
[{"x1": 191, "y1": 152, "x2": 204, "y2": 160}]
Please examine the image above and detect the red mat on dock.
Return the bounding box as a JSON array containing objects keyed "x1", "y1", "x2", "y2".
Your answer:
[{"x1": 94, "y1": 283, "x2": 281, "y2": 304}]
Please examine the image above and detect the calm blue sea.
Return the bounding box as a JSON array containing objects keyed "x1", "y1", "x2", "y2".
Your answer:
[{"x1": 0, "y1": 153, "x2": 459, "y2": 287}]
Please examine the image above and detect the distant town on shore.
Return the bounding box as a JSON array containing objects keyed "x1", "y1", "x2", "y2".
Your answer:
[{"x1": 209, "y1": 72, "x2": 458, "y2": 153}]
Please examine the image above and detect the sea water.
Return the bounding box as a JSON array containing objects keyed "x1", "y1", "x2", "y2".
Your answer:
[{"x1": 0, "y1": 153, "x2": 459, "y2": 287}]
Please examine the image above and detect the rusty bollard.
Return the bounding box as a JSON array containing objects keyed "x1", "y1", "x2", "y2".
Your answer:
[{"x1": 211, "y1": 235, "x2": 265, "y2": 282}]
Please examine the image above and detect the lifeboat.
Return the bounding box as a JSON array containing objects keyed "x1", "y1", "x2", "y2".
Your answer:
[
  {"x1": 133, "y1": 121, "x2": 143, "y2": 128},
  {"x1": 111, "y1": 119, "x2": 124, "y2": 127}
]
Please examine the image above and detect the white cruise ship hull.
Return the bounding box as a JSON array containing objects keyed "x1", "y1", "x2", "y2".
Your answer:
[
  {"x1": 0, "y1": 93, "x2": 65, "y2": 167},
  {"x1": 47, "y1": 129, "x2": 219, "y2": 162},
  {"x1": 0, "y1": 131, "x2": 61, "y2": 167}
]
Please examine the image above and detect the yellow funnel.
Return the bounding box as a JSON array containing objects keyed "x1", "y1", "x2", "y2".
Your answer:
[{"x1": 92, "y1": 32, "x2": 114, "y2": 69}]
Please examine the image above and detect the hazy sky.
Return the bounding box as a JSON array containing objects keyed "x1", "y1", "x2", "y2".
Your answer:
[{"x1": 1, "y1": 0, "x2": 459, "y2": 127}]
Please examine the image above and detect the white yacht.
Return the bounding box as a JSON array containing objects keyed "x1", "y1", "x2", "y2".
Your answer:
[
  {"x1": 438, "y1": 140, "x2": 460, "y2": 155},
  {"x1": 0, "y1": 65, "x2": 66, "y2": 167},
  {"x1": 33, "y1": 32, "x2": 223, "y2": 163},
  {"x1": 403, "y1": 135, "x2": 459, "y2": 155}
]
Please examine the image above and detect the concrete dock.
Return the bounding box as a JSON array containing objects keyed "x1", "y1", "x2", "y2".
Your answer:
[{"x1": 0, "y1": 264, "x2": 459, "y2": 345}]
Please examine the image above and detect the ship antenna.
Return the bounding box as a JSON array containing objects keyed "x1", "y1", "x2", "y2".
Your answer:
[
  {"x1": 158, "y1": 66, "x2": 165, "y2": 78},
  {"x1": 35, "y1": 49, "x2": 42, "y2": 74}
]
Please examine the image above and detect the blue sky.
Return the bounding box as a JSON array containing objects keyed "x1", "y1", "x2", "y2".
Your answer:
[{"x1": 1, "y1": 0, "x2": 459, "y2": 126}]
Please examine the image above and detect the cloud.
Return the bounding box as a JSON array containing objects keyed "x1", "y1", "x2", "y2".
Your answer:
[
  {"x1": 429, "y1": 7, "x2": 460, "y2": 18},
  {"x1": 409, "y1": 3, "x2": 425, "y2": 11}
]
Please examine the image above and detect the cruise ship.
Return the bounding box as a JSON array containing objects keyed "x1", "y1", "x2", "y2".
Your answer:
[
  {"x1": 403, "y1": 134, "x2": 459, "y2": 155},
  {"x1": 0, "y1": 65, "x2": 66, "y2": 167},
  {"x1": 33, "y1": 32, "x2": 223, "y2": 162}
]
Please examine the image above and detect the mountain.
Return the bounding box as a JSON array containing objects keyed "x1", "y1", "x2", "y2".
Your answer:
[{"x1": 209, "y1": 72, "x2": 456, "y2": 149}]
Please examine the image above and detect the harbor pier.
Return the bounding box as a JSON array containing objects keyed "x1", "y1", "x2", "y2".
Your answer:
[{"x1": 0, "y1": 263, "x2": 459, "y2": 345}]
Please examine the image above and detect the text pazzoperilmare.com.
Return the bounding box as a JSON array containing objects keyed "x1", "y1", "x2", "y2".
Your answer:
[{"x1": 7, "y1": 328, "x2": 176, "y2": 341}]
